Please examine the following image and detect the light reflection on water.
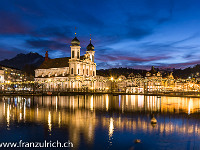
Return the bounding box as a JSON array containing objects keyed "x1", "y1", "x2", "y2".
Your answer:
[{"x1": 1, "y1": 95, "x2": 200, "y2": 149}]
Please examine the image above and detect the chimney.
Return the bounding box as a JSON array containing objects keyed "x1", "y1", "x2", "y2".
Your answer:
[{"x1": 45, "y1": 51, "x2": 49, "y2": 61}]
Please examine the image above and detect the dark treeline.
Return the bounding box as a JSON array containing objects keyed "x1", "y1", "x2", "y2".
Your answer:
[
  {"x1": 97, "y1": 64, "x2": 200, "y2": 79},
  {"x1": 97, "y1": 68, "x2": 147, "y2": 78},
  {"x1": 172, "y1": 64, "x2": 200, "y2": 79}
]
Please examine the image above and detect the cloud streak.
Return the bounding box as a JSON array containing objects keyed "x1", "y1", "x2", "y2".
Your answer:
[
  {"x1": 96, "y1": 55, "x2": 170, "y2": 62},
  {"x1": 0, "y1": 0, "x2": 200, "y2": 69}
]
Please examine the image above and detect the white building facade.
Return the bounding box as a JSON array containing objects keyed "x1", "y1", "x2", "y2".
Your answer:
[{"x1": 34, "y1": 35, "x2": 106, "y2": 92}]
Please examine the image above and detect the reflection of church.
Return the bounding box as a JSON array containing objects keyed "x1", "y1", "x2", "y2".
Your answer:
[{"x1": 35, "y1": 33, "x2": 100, "y2": 91}]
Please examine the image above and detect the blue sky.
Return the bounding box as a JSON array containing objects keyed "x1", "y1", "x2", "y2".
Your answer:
[{"x1": 0, "y1": 0, "x2": 200, "y2": 69}]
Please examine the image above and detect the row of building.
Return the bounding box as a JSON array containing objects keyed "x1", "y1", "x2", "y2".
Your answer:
[
  {"x1": 33, "y1": 34, "x2": 199, "y2": 93},
  {"x1": 0, "y1": 34, "x2": 199, "y2": 93}
]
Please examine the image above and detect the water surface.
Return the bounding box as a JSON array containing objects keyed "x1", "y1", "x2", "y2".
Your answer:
[{"x1": 1, "y1": 95, "x2": 200, "y2": 149}]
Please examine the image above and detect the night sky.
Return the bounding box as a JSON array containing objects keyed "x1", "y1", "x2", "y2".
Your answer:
[{"x1": 0, "y1": 0, "x2": 200, "y2": 69}]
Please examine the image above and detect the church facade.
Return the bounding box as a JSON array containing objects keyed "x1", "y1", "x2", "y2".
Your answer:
[{"x1": 34, "y1": 34, "x2": 104, "y2": 91}]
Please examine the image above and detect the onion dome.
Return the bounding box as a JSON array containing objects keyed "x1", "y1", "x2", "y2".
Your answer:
[
  {"x1": 87, "y1": 41, "x2": 94, "y2": 51},
  {"x1": 87, "y1": 35, "x2": 94, "y2": 51},
  {"x1": 71, "y1": 36, "x2": 80, "y2": 46}
]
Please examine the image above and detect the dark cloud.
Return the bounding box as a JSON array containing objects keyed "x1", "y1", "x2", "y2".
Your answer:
[
  {"x1": 154, "y1": 60, "x2": 200, "y2": 69},
  {"x1": 13, "y1": 0, "x2": 45, "y2": 17},
  {"x1": 0, "y1": 11, "x2": 32, "y2": 34},
  {"x1": 123, "y1": 0, "x2": 174, "y2": 39},
  {"x1": 126, "y1": 26, "x2": 153, "y2": 39},
  {"x1": 0, "y1": 0, "x2": 200, "y2": 69},
  {"x1": 32, "y1": 26, "x2": 73, "y2": 38},
  {"x1": 170, "y1": 33, "x2": 200, "y2": 45},
  {"x1": 26, "y1": 39, "x2": 67, "y2": 51},
  {"x1": 96, "y1": 55, "x2": 170, "y2": 62},
  {"x1": 138, "y1": 34, "x2": 200, "y2": 55}
]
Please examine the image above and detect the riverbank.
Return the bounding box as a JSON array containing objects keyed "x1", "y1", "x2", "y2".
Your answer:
[{"x1": 0, "y1": 91, "x2": 200, "y2": 98}]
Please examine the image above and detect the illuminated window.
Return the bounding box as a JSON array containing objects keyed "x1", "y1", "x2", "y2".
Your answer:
[
  {"x1": 92, "y1": 55, "x2": 94, "y2": 62},
  {"x1": 71, "y1": 68, "x2": 73, "y2": 74},
  {"x1": 77, "y1": 51, "x2": 79, "y2": 59}
]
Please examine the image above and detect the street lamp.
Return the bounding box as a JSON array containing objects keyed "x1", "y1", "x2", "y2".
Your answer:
[{"x1": 111, "y1": 77, "x2": 113, "y2": 81}]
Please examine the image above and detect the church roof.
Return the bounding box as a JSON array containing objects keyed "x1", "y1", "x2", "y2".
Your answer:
[
  {"x1": 38, "y1": 57, "x2": 70, "y2": 69},
  {"x1": 38, "y1": 56, "x2": 86, "y2": 69}
]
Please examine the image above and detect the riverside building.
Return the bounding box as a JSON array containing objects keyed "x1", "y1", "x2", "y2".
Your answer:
[{"x1": 35, "y1": 34, "x2": 106, "y2": 91}]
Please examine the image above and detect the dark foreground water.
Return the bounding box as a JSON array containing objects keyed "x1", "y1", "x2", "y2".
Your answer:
[{"x1": 1, "y1": 95, "x2": 200, "y2": 149}]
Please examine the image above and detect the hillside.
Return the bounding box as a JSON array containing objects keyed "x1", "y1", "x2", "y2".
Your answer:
[{"x1": 0, "y1": 52, "x2": 44, "y2": 76}]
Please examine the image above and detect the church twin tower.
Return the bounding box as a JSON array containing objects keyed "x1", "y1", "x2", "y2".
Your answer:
[
  {"x1": 70, "y1": 33, "x2": 95, "y2": 62},
  {"x1": 43, "y1": 31, "x2": 96, "y2": 78},
  {"x1": 35, "y1": 31, "x2": 97, "y2": 90},
  {"x1": 69, "y1": 32, "x2": 96, "y2": 77}
]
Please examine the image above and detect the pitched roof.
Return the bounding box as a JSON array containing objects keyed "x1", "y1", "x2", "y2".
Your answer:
[{"x1": 38, "y1": 57, "x2": 70, "y2": 69}]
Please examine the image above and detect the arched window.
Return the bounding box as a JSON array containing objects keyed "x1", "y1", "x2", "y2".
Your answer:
[
  {"x1": 93, "y1": 71, "x2": 95, "y2": 76},
  {"x1": 77, "y1": 51, "x2": 79, "y2": 59},
  {"x1": 78, "y1": 69, "x2": 79, "y2": 74},
  {"x1": 71, "y1": 68, "x2": 73, "y2": 74},
  {"x1": 72, "y1": 51, "x2": 74, "y2": 58},
  {"x1": 92, "y1": 55, "x2": 94, "y2": 62},
  {"x1": 83, "y1": 69, "x2": 84, "y2": 74},
  {"x1": 87, "y1": 69, "x2": 88, "y2": 75}
]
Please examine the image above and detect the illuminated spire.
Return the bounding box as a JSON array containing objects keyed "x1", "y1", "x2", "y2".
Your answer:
[
  {"x1": 87, "y1": 34, "x2": 94, "y2": 51},
  {"x1": 71, "y1": 27, "x2": 80, "y2": 46},
  {"x1": 75, "y1": 27, "x2": 77, "y2": 37}
]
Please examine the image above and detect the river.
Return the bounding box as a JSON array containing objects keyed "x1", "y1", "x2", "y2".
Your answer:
[{"x1": 0, "y1": 95, "x2": 200, "y2": 149}]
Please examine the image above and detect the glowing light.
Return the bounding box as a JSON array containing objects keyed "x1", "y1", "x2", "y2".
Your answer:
[
  {"x1": 20, "y1": 113, "x2": 22, "y2": 120},
  {"x1": 24, "y1": 102, "x2": 26, "y2": 120},
  {"x1": 90, "y1": 95, "x2": 94, "y2": 111},
  {"x1": 6, "y1": 105, "x2": 10, "y2": 127},
  {"x1": 106, "y1": 95, "x2": 109, "y2": 111},
  {"x1": 3, "y1": 102, "x2": 5, "y2": 115},
  {"x1": 111, "y1": 77, "x2": 113, "y2": 81},
  {"x1": 119, "y1": 95, "x2": 121, "y2": 107},
  {"x1": 138, "y1": 95, "x2": 144, "y2": 108},
  {"x1": 37, "y1": 107, "x2": 38, "y2": 117},
  {"x1": 58, "y1": 112, "x2": 61, "y2": 128},
  {"x1": 130, "y1": 95, "x2": 135, "y2": 107},
  {"x1": 48, "y1": 111, "x2": 52, "y2": 132},
  {"x1": 109, "y1": 117, "x2": 114, "y2": 139},
  {"x1": 56, "y1": 96, "x2": 58, "y2": 112},
  {"x1": 188, "y1": 99, "x2": 193, "y2": 115}
]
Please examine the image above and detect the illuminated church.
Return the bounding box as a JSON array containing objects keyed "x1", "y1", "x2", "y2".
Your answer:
[{"x1": 34, "y1": 33, "x2": 100, "y2": 91}]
